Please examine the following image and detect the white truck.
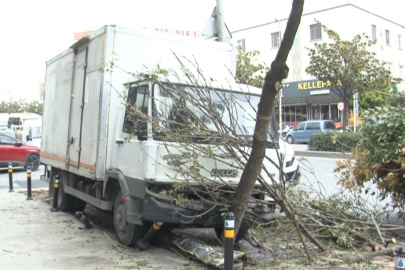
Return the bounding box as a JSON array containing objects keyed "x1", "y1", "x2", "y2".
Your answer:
[
  {"x1": 40, "y1": 25, "x2": 300, "y2": 247},
  {"x1": 22, "y1": 119, "x2": 42, "y2": 148}
]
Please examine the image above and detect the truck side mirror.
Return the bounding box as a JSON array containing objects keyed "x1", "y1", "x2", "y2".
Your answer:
[{"x1": 27, "y1": 134, "x2": 32, "y2": 141}]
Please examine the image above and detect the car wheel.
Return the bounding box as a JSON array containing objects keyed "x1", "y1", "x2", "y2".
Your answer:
[
  {"x1": 114, "y1": 191, "x2": 145, "y2": 246},
  {"x1": 25, "y1": 153, "x2": 40, "y2": 171},
  {"x1": 286, "y1": 136, "x2": 294, "y2": 144}
]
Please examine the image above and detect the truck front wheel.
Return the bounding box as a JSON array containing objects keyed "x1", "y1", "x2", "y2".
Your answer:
[{"x1": 114, "y1": 191, "x2": 144, "y2": 246}]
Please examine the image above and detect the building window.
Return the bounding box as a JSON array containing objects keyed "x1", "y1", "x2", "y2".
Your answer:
[
  {"x1": 237, "y1": 39, "x2": 245, "y2": 53},
  {"x1": 386, "y1": 30, "x2": 390, "y2": 45},
  {"x1": 371, "y1": 24, "x2": 376, "y2": 41},
  {"x1": 271, "y1": 32, "x2": 281, "y2": 48},
  {"x1": 398, "y1": 34, "x2": 402, "y2": 49},
  {"x1": 310, "y1": 23, "x2": 322, "y2": 41}
]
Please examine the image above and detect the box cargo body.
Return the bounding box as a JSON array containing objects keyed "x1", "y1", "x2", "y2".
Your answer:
[{"x1": 41, "y1": 25, "x2": 236, "y2": 180}]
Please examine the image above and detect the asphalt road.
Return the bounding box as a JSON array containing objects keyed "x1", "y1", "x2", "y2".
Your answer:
[{"x1": 0, "y1": 165, "x2": 48, "y2": 191}]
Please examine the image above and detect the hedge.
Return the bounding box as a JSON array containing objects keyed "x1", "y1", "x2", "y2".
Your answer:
[{"x1": 308, "y1": 132, "x2": 360, "y2": 152}]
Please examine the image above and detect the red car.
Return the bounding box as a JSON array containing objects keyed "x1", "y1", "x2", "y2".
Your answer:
[{"x1": 0, "y1": 134, "x2": 40, "y2": 171}]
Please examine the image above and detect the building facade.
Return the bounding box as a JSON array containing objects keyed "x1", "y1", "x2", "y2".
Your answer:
[
  {"x1": 276, "y1": 79, "x2": 341, "y2": 126},
  {"x1": 231, "y1": 3, "x2": 405, "y2": 124}
]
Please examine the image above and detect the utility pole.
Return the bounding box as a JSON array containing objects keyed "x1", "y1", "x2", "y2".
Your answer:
[
  {"x1": 216, "y1": 0, "x2": 226, "y2": 43},
  {"x1": 353, "y1": 92, "x2": 359, "y2": 132}
]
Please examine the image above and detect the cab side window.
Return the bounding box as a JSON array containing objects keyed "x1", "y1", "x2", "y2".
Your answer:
[{"x1": 122, "y1": 84, "x2": 149, "y2": 134}]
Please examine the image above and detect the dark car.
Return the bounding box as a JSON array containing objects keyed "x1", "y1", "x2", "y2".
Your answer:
[{"x1": 0, "y1": 134, "x2": 40, "y2": 171}]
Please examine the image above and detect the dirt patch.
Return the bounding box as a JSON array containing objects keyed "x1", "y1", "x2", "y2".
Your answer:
[{"x1": 18, "y1": 189, "x2": 50, "y2": 202}]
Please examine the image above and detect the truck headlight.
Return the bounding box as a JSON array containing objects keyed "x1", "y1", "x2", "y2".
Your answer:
[{"x1": 286, "y1": 153, "x2": 295, "y2": 168}]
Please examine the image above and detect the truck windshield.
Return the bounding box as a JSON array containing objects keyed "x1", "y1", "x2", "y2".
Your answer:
[{"x1": 152, "y1": 83, "x2": 274, "y2": 143}]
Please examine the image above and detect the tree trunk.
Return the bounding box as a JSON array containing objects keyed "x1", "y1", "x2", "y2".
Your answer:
[
  {"x1": 231, "y1": 0, "x2": 305, "y2": 235},
  {"x1": 342, "y1": 100, "x2": 349, "y2": 132},
  {"x1": 347, "y1": 248, "x2": 394, "y2": 264}
]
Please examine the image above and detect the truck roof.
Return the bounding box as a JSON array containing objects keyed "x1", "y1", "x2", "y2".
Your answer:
[{"x1": 47, "y1": 25, "x2": 233, "y2": 66}]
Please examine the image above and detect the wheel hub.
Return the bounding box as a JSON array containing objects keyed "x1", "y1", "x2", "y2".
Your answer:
[{"x1": 116, "y1": 204, "x2": 128, "y2": 231}]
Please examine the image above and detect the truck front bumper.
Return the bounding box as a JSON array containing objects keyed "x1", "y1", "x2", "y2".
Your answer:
[
  {"x1": 142, "y1": 188, "x2": 276, "y2": 229},
  {"x1": 286, "y1": 166, "x2": 301, "y2": 182}
]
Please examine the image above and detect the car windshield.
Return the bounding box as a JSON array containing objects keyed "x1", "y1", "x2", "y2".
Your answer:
[{"x1": 152, "y1": 83, "x2": 277, "y2": 144}]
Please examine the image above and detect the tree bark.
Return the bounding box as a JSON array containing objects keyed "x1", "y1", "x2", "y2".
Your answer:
[
  {"x1": 342, "y1": 100, "x2": 349, "y2": 132},
  {"x1": 346, "y1": 248, "x2": 394, "y2": 264},
  {"x1": 231, "y1": 0, "x2": 305, "y2": 235}
]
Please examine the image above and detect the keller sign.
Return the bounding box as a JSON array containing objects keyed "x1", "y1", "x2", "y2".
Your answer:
[{"x1": 298, "y1": 80, "x2": 342, "y2": 91}]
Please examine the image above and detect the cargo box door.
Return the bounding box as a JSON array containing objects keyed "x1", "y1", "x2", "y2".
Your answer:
[{"x1": 67, "y1": 46, "x2": 88, "y2": 168}]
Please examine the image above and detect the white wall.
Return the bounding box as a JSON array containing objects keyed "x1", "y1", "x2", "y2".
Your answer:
[{"x1": 231, "y1": 4, "x2": 405, "y2": 89}]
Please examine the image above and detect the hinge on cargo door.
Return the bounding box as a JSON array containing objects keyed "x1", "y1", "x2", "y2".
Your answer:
[
  {"x1": 80, "y1": 101, "x2": 85, "y2": 107},
  {"x1": 77, "y1": 146, "x2": 81, "y2": 152},
  {"x1": 66, "y1": 156, "x2": 70, "y2": 168},
  {"x1": 83, "y1": 62, "x2": 87, "y2": 68}
]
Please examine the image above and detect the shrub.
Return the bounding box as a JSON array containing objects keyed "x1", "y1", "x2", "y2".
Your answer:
[
  {"x1": 308, "y1": 132, "x2": 360, "y2": 152},
  {"x1": 337, "y1": 105, "x2": 405, "y2": 208}
]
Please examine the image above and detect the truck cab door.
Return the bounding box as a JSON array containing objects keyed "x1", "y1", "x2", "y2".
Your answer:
[{"x1": 112, "y1": 83, "x2": 150, "y2": 176}]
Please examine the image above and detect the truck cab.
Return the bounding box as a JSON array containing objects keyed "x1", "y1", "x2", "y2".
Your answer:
[{"x1": 108, "y1": 78, "x2": 300, "y2": 242}]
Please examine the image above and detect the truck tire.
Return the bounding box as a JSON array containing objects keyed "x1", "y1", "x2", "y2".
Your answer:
[
  {"x1": 57, "y1": 171, "x2": 76, "y2": 211},
  {"x1": 73, "y1": 198, "x2": 87, "y2": 212},
  {"x1": 215, "y1": 227, "x2": 249, "y2": 243},
  {"x1": 114, "y1": 191, "x2": 144, "y2": 246}
]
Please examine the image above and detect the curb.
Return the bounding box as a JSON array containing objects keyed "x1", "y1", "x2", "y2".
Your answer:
[{"x1": 294, "y1": 150, "x2": 351, "y2": 159}]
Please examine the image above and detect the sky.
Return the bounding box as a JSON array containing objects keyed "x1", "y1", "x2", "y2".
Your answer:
[{"x1": 0, "y1": 0, "x2": 404, "y2": 97}]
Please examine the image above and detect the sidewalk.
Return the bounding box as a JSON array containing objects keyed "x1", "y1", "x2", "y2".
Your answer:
[
  {"x1": 0, "y1": 189, "x2": 192, "y2": 270},
  {"x1": 290, "y1": 143, "x2": 352, "y2": 159}
]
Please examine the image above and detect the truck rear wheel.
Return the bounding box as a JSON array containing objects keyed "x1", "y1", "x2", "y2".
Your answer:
[
  {"x1": 114, "y1": 191, "x2": 144, "y2": 246},
  {"x1": 57, "y1": 171, "x2": 76, "y2": 211},
  {"x1": 73, "y1": 198, "x2": 87, "y2": 212}
]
